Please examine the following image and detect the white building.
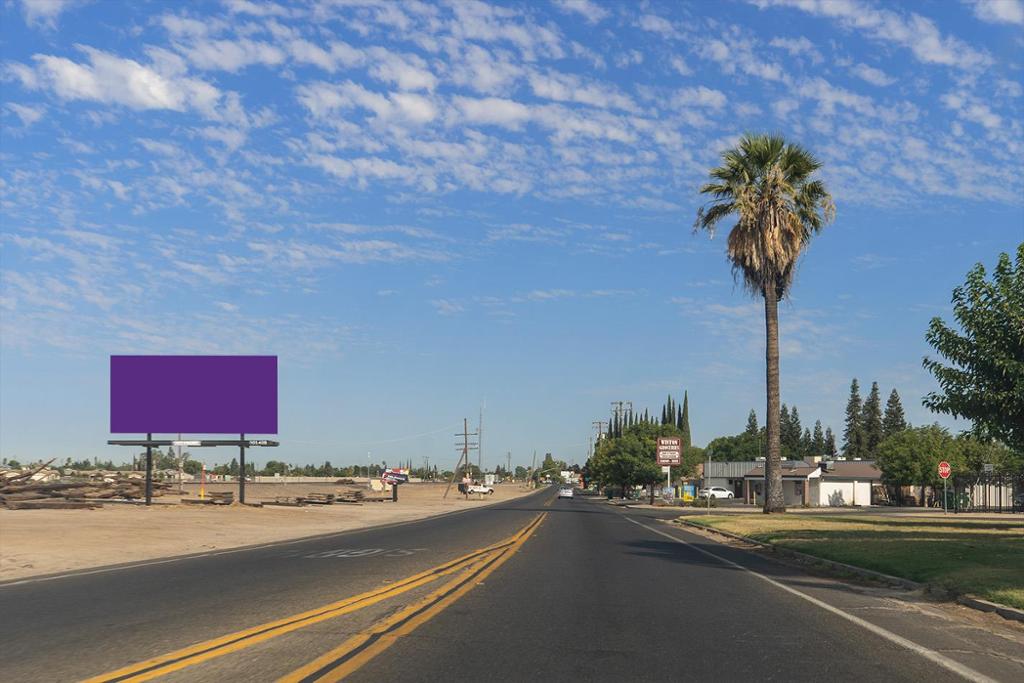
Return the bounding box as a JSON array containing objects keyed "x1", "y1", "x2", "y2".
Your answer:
[{"x1": 743, "y1": 461, "x2": 882, "y2": 507}]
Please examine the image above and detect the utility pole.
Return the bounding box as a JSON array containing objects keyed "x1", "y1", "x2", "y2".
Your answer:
[
  {"x1": 609, "y1": 402, "x2": 632, "y2": 434},
  {"x1": 592, "y1": 420, "x2": 606, "y2": 441},
  {"x1": 478, "y1": 405, "x2": 484, "y2": 476},
  {"x1": 444, "y1": 418, "x2": 478, "y2": 499}
]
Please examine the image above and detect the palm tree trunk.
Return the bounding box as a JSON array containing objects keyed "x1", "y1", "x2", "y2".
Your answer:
[{"x1": 763, "y1": 280, "x2": 786, "y2": 513}]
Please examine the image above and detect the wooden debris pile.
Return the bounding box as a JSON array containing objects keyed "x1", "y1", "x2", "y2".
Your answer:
[
  {"x1": 181, "y1": 491, "x2": 234, "y2": 505},
  {"x1": 0, "y1": 461, "x2": 172, "y2": 509}
]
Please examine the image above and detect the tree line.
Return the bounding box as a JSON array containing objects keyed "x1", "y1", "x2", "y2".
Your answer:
[
  {"x1": 705, "y1": 405, "x2": 836, "y2": 461},
  {"x1": 589, "y1": 393, "x2": 703, "y2": 494}
]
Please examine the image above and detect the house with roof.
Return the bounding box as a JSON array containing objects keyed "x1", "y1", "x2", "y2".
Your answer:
[{"x1": 743, "y1": 460, "x2": 883, "y2": 507}]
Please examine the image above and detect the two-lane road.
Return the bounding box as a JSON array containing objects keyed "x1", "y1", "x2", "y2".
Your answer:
[{"x1": 1, "y1": 489, "x2": 1021, "y2": 682}]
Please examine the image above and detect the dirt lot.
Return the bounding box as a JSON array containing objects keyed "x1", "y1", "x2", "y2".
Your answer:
[{"x1": 0, "y1": 483, "x2": 534, "y2": 581}]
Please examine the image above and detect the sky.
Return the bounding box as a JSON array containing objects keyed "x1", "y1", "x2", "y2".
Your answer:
[{"x1": 1, "y1": 0, "x2": 1022, "y2": 471}]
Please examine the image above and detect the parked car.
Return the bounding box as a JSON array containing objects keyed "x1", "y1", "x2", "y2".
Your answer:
[
  {"x1": 467, "y1": 484, "x2": 494, "y2": 495},
  {"x1": 698, "y1": 486, "x2": 734, "y2": 499},
  {"x1": 558, "y1": 487, "x2": 574, "y2": 498}
]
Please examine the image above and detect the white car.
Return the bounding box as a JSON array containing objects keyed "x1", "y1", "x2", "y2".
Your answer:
[
  {"x1": 467, "y1": 484, "x2": 494, "y2": 495},
  {"x1": 698, "y1": 486, "x2": 734, "y2": 499},
  {"x1": 557, "y1": 487, "x2": 574, "y2": 498}
]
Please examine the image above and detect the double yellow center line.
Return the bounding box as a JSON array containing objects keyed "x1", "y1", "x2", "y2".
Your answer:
[{"x1": 83, "y1": 513, "x2": 546, "y2": 683}]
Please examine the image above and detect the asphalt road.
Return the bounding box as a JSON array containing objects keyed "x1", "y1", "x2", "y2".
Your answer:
[{"x1": 1, "y1": 488, "x2": 1021, "y2": 682}]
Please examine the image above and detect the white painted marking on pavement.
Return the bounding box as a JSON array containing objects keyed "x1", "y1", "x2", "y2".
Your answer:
[{"x1": 622, "y1": 515, "x2": 997, "y2": 683}]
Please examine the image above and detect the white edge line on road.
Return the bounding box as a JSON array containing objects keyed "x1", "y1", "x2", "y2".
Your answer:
[
  {"x1": 622, "y1": 515, "x2": 998, "y2": 683},
  {"x1": 0, "y1": 490, "x2": 546, "y2": 589}
]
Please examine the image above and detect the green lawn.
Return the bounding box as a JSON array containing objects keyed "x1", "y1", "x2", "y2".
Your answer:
[{"x1": 686, "y1": 514, "x2": 1024, "y2": 609}]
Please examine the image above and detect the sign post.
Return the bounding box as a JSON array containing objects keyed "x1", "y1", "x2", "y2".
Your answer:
[
  {"x1": 656, "y1": 437, "x2": 682, "y2": 507},
  {"x1": 938, "y1": 460, "x2": 952, "y2": 514}
]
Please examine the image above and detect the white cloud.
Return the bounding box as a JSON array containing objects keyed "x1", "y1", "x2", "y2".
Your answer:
[
  {"x1": 366, "y1": 47, "x2": 437, "y2": 91},
  {"x1": 769, "y1": 36, "x2": 823, "y2": 63},
  {"x1": 431, "y1": 299, "x2": 463, "y2": 315},
  {"x1": 20, "y1": 0, "x2": 74, "y2": 29},
  {"x1": 669, "y1": 55, "x2": 692, "y2": 76},
  {"x1": 223, "y1": 0, "x2": 291, "y2": 18},
  {"x1": 941, "y1": 92, "x2": 1002, "y2": 129},
  {"x1": 772, "y1": 98, "x2": 799, "y2": 118},
  {"x1": 176, "y1": 38, "x2": 286, "y2": 72},
  {"x1": 966, "y1": 0, "x2": 1024, "y2": 25},
  {"x1": 453, "y1": 95, "x2": 532, "y2": 129},
  {"x1": 850, "y1": 63, "x2": 895, "y2": 87},
  {"x1": 297, "y1": 81, "x2": 437, "y2": 124},
  {"x1": 6, "y1": 102, "x2": 44, "y2": 126},
  {"x1": 699, "y1": 37, "x2": 786, "y2": 82},
  {"x1": 553, "y1": 0, "x2": 609, "y2": 24},
  {"x1": 527, "y1": 70, "x2": 637, "y2": 111},
  {"x1": 637, "y1": 14, "x2": 677, "y2": 38},
  {"x1": 751, "y1": 0, "x2": 990, "y2": 70},
  {"x1": 674, "y1": 86, "x2": 727, "y2": 110},
  {"x1": 8, "y1": 46, "x2": 222, "y2": 115}
]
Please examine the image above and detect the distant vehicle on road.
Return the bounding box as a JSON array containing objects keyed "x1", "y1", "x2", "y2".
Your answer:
[
  {"x1": 558, "y1": 487, "x2": 574, "y2": 499},
  {"x1": 467, "y1": 484, "x2": 494, "y2": 495},
  {"x1": 698, "y1": 486, "x2": 734, "y2": 499}
]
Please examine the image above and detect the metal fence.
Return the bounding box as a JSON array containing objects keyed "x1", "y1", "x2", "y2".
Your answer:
[{"x1": 947, "y1": 472, "x2": 1023, "y2": 513}]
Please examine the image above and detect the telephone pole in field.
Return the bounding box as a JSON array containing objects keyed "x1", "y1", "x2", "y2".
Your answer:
[{"x1": 444, "y1": 418, "x2": 478, "y2": 499}]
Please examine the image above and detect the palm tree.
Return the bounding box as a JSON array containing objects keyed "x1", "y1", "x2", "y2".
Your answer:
[{"x1": 694, "y1": 133, "x2": 835, "y2": 513}]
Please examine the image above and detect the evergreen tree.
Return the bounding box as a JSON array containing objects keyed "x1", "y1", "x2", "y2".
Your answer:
[
  {"x1": 789, "y1": 406, "x2": 803, "y2": 453},
  {"x1": 812, "y1": 420, "x2": 825, "y2": 454},
  {"x1": 780, "y1": 404, "x2": 791, "y2": 452},
  {"x1": 661, "y1": 404, "x2": 668, "y2": 425},
  {"x1": 800, "y1": 427, "x2": 813, "y2": 458},
  {"x1": 745, "y1": 409, "x2": 759, "y2": 436},
  {"x1": 824, "y1": 426, "x2": 837, "y2": 456},
  {"x1": 862, "y1": 381, "x2": 884, "y2": 457},
  {"x1": 843, "y1": 379, "x2": 864, "y2": 458},
  {"x1": 680, "y1": 391, "x2": 691, "y2": 447},
  {"x1": 882, "y1": 388, "x2": 907, "y2": 439}
]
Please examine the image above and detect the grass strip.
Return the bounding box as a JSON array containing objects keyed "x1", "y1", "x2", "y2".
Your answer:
[{"x1": 687, "y1": 514, "x2": 1024, "y2": 609}]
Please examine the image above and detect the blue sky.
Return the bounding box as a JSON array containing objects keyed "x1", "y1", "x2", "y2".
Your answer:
[{"x1": 1, "y1": 0, "x2": 1022, "y2": 471}]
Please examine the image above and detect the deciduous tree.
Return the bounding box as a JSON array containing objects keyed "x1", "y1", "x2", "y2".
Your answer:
[{"x1": 924, "y1": 244, "x2": 1024, "y2": 454}]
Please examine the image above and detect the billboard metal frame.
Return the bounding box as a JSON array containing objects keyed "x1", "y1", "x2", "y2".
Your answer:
[{"x1": 106, "y1": 435, "x2": 279, "y2": 505}]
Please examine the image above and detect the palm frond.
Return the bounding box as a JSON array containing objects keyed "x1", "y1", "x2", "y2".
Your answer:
[{"x1": 694, "y1": 133, "x2": 835, "y2": 299}]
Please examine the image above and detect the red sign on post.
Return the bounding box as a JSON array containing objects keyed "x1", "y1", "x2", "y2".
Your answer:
[
  {"x1": 656, "y1": 437, "x2": 682, "y2": 466},
  {"x1": 938, "y1": 461, "x2": 952, "y2": 479}
]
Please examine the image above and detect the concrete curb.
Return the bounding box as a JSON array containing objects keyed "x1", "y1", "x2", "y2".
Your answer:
[
  {"x1": 677, "y1": 519, "x2": 1024, "y2": 623},
  {"x1": 956, "y1": 596, "x2": 1024, "y2": 624}
]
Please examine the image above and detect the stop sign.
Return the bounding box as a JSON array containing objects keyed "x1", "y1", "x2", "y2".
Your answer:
[{"x1": 938, "y1": 461, "x2": 952, "y2": 479}]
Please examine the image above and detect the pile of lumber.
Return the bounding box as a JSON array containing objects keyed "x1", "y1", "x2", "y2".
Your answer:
[
  {"x1": 1, "y1": 473, "x2": 172, "y2": 509},
  {"x1": 181, "y1": 491, "x2": 234, "y2": 505}
]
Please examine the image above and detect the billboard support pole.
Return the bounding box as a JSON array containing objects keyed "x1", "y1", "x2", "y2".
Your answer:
[
  {"x1": 239, "y1": 433, "x2": 246, "y2": 505},
  {"x1": 145, "y1": 433, "x2": 153, "y2": 506}
]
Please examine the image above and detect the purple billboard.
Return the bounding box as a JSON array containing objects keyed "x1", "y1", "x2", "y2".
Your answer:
[{"x1": 110, "y1": 356, "x2": 277, "y2": 434}]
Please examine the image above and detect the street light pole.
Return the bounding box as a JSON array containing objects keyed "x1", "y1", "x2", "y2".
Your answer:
[{"x1": 706, "y1": 449, "x2": 712, "y2": 515}]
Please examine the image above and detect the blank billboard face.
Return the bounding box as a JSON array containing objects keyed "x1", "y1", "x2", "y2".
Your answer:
[{"x1": 110, "y1": 356, "x2": 277, "y2": 434}]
